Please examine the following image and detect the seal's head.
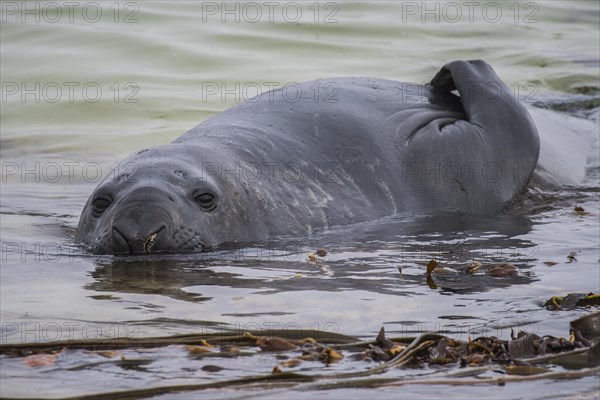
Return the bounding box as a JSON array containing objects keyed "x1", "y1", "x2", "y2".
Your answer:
[{"x1": 77, "y1": 144, "x2": 264, "y2": 255}]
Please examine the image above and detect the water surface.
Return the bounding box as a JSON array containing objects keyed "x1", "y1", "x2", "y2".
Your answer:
[{"x1": 1, "y1": 1, "x2": 599, "y2": 398}]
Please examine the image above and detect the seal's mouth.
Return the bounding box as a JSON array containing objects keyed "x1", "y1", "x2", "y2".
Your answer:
[
  {"x1": 143, "y1": 230, "x2": 160, "y2": 253},
  {"x1": 107, "y1": 226, "x2": 214, "y2": 255},
  {"x1": 200, "y1": 242, "x2": 214, "y2": 253},
  {"x1": 112, "y1": 226, "x2": 166, "y2": 255}
]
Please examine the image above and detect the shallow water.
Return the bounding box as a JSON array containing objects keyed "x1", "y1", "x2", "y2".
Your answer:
[{"x1": 1, "y1": 1, "x2": 599, "y2": 399}]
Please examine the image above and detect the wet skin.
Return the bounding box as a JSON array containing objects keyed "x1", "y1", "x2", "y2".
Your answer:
[{"x1": 77, "y1": 60, "x2": 540, "y2": 254}]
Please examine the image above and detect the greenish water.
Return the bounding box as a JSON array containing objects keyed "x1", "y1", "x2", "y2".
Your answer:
[{"x1": 1, "y1": 1, "x2": 599, "y2": 399}]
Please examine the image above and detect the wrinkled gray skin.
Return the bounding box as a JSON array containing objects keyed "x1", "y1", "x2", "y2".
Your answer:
[{"x1": 77, "y1": 60, "x2": 540, "y2": 254}]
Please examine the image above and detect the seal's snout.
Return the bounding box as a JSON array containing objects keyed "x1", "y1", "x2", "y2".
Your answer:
[
  {"x1": 110, "y1": 201, "x2": 174, "y2": 255},
  {"x1": 112, "y1": 224, "x2": 166, "y2": 254}
]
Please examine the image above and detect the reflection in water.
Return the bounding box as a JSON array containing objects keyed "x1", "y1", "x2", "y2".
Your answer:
[
  {"x1": 88, "y1": 211, "x2": 539, "y2": 303},
  {"x1": 88, "y1": 259, "x2": 222, "y2": 303}
]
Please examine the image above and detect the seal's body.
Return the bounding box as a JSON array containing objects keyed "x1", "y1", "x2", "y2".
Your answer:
[{"x1": 77, "y1": 60, "x2": 540, "y2": 254}]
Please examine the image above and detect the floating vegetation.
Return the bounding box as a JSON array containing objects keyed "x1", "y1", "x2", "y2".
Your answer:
[
  {"x1": 21, "y1": 351, "x2": 62, "y2": 367},
  {"x1": 574, "y1": 205, "x2": 588, "y2": 216},
  {"x1": 543, "y1": 261, "x2": 559, "y2": 266},
  {"x1": 423, "y1": 259, "x2": 520, "y2": 278},
  {"x1": 2, "y1": 313, "x2": 599, "y2": 399},
  {"x1": 544, "y1": 293, "x2": 600, "y2": 310},
  {"x1": 419, "y1": 259, "x2": 528, "y2": 290},
  {"x1": 308, "y1": 248, "x2": 329, "y2": 263},
  {"x1": 570, "y1": 312, "x2": 600, "y2": 341},
  {"x1": 486, "y1": 263, "x2": 519, "y2": 277}
]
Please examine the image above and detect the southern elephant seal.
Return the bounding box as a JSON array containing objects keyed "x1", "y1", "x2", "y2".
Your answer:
[{"x1": 77, "y1": 60, "x2": 540, "y2": 254}]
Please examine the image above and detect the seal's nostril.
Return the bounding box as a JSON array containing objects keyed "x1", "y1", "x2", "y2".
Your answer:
[{"x1": 112, "y1": 227, "x2": 133, "y2": 254}]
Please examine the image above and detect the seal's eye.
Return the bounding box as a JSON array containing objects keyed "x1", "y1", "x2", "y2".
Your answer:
[
  {"x1": 194, "y1": 192, "x2": 216, "y2": 211},
  {"x1": 92, "y1": 197, "x2": 111, "y2": 216}
]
